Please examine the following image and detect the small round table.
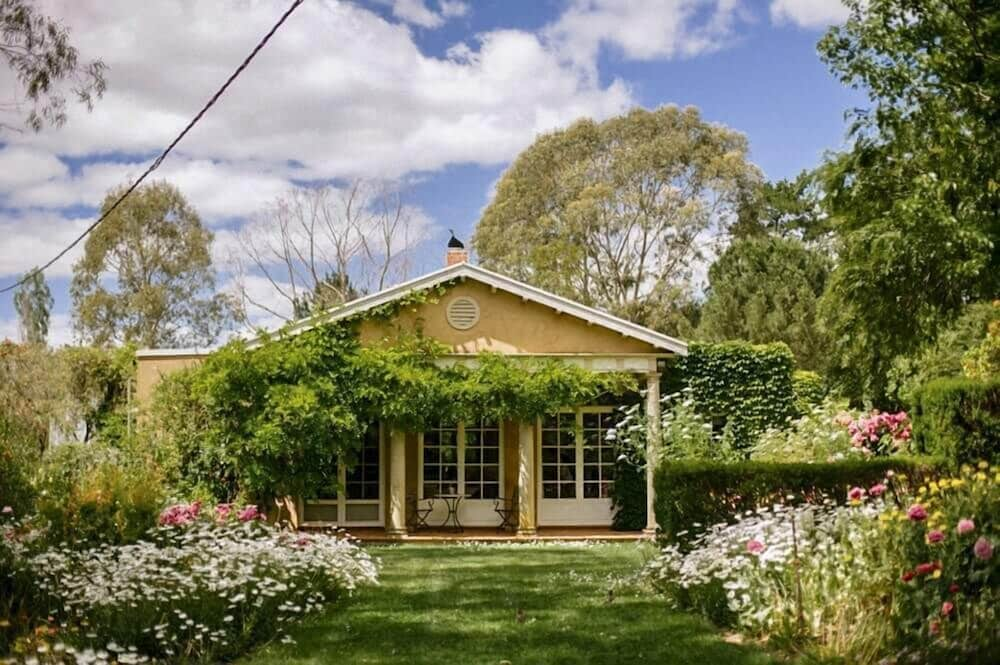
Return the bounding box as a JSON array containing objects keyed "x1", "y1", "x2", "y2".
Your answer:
[{"x1": 436, "y1": 494, "x2": 465, "y2": 533}]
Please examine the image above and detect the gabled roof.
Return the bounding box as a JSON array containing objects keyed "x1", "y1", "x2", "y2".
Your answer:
[
  {"x1": 277, "y1": 262, "x2": 687, "y2": 355},
  {"x1": 136, "y1": 262, "x2": 688, "y2": 358}
]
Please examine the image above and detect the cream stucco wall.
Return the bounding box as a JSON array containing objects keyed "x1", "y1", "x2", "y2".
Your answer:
[
  {"x1": 359, "y1": 280, "x2": 659, "y2": 355},
  {"x1": 136, "y1": 354, "x2": 206, "y2": 404}
]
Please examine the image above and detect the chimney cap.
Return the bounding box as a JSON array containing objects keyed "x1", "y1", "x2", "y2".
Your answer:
[{"x1": 447, "y1": 230, "x2": 465, "y2": 249}]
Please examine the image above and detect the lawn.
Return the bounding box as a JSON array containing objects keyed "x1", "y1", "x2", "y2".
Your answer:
[{"x1": 242, "y1": 541, "x2": 780, "y2": 665}]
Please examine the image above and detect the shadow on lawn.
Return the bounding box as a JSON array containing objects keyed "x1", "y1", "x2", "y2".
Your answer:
[{"x1": 243, "y1": 544, "x2": 778, "y2": 665}]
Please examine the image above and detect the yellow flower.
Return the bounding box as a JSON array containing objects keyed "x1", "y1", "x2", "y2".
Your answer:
[
  {"x1": 952, "y1": 478, "x2": 966, "y2": 488},
  {"x1": 931, "y1": 569, "x2": 942, "y2": 579},
  {"x1": 961, "y1": 464, "x2": 973, "y2": 475},
  {"x1": 976, "y1": 472, "x2": 987, "y2": 482},
  {"x1": 978, "y1": 460, "x2": 989, "y2": 470}
]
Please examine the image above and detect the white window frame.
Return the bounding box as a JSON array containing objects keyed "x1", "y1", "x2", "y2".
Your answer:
[
  {"x1": 536, "y1": 406, "x2": 616, "y2": 526},
  {"x1": 302, "y1": 423, "x2": 385, "y2": 527},
  {"x1": 418, "y1": 420, "x2": 505, "y2": 527}
]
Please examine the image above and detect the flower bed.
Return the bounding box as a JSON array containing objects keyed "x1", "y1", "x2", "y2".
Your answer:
[
  {"x1": 1, "y1": 503, "x2": 378, "y2": 663},
  {"x1": 643, "y1": 463, "x2": 998, "y2": 662}
]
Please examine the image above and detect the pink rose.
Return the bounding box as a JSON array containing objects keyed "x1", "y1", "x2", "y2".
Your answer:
[
  {"x1": 868, "y1": 483, "x2": 887, "y2": 497},
  {"x1": 941, "y1": 601, "x2": 954, "y2": 617},
  {"x1": 929, "y1": 620, "x2": 940, "y2": 635},
  {"x1": 907, "y1": 504, "x2": 928, "y2": 521},
  {"x1": 847, "y1": 486, "x2": 865, "y2": 502},
  {"x1": 956, "y1": 519, "x2": 975, "y2": 535},
  {"x1": 746, "y1": 539, "x2": 765, "y2": 555},
  {"x1": 237, "y1": 505, "x2": 261, "y2": 522},
  {"x1": 915, "y1": 561, "x2": 940, "y2": 576},
  {"x1": 973, "y1": 537, "x2": 993, "y2": 561},
  {"x1": 927, "y1": 530, "x2": 945, "y2": 544}
]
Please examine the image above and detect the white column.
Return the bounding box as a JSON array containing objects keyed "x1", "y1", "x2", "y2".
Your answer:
[
  {"x1": 516, "y1": 420, "x2": 537, "y2": 536},
  {"x1": 386, "y1": 428, "x2": 408, "y2": 538},
  {"x1": 643, "y1": 372, "x2": 661, "y2": 537}
]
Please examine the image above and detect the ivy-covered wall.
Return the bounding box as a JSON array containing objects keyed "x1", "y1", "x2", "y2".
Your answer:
[{"x1": 671, "y1": 341, "x2": 797, "y2": 452}]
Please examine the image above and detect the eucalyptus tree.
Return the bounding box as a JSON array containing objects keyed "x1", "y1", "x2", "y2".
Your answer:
[
  {"x1": 473, "y1": 105, "x2": 760, "y2": 333},
  {"x1": 13, "y1": 266, "x2": 52, "y2": 344}
]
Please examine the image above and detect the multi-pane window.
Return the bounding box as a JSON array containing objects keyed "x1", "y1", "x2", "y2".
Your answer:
[
  {"x1": 464, "y1": 419, "x2": 500, "y2": 499},
  {"x1": 345, "y1": 426, "x2": 380, "y2": 500},
  {"x1": 582, "y1": 411, "x2": 616, "y2": 498},
  {"x1": 541, "y1": 412, "x2": 577, "y2": 499},
  {"x1": 422, "y1": 423, "x2": 459, "y2": 497}
]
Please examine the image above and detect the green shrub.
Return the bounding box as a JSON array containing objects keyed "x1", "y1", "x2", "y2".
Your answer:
[
  {"x1": 34, "y1": 443, "x2": 166, "y2": 547},
  {"x1": 792, "y1": 370, "x2": 826, "y2": 415},
  {"x1": 653, "y1": 457, "x2": 942, "y2": 545},
  {"x1": 609, "y1": 459, "x2": 645, "y2": 531},
  {"x1": 913, "y1": 377, "x2": 1000, "y2": 464},
  {"x1": 676, "y1": 342, "x2": 797, "y2": 451},
  {"x1": 0, "y1": 416, "x2": 38, "y2": 515}
]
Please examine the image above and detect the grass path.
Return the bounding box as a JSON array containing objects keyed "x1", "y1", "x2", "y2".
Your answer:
[{"x1": 243, "y1": 542, "x2": 779, "y2": 665}]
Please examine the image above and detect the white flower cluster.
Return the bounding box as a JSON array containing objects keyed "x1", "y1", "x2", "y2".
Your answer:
[
  {"x1": 8, "y1": 522, "x2": 378, "y2": 663},
  {"x1": 643, "y1": 500, "x2": 885, "y2": 635}
]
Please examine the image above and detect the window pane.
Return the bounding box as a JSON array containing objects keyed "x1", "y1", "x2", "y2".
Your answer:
[
  {"x1": 543, "y1": 484, "x2": 558, "y2": 499},
  {"x1": 483, "y1": 430, "x2": 499, "y2": 447},
  {"x1": 466, "y1": 448, "x2": 481, "y2": 465},
  {"x1": 542, "y1": 413, "x2": 559, "y2": 429},
  {"x1": 468, "y1": 486, "x2": 482, "y2": 499},
  {"x1": 482, "y1": 483, "x2": 499, "y2": 499},
  {"x1": 584, "y1": 482, "x2": 600, "y2": 498},
  {"x1": 559, "y1": 465, "x2": 575, "y2": 481},
  {"x1": 483, "y1": 448, "x2": 499, "y2": 464},
  {"x1": 466, "y1": 466, "x2": 481, "y2": 482},
  {"x1": 583, "y1": 465, "x2": 599, "y2": 481},
  {"x1": 483, "y1": 466, "x2": 498, "y2": 482},
  {"x1": 561, "y1": 482, "x2": 576, "y2": 498},
  {"x1": 582, "y1": 412, "x2": 600, "y2": 429},
  {"x1": 541, "y1": 430, "x2": 558, "y2": 447},
  {"x1": 424, "y1": 447, "x2": 439, "y2": 464},
  {"x1": 543, "y1": 465, "x2": 557, "y2": 481},
  {"x1": 559, "y1": 448, "x2": 575, "y2": 464},
  {"x1": 542, "y1": 447, "x2": 557, "y2": 464},
  {"x1": 583, "y1": 447, "x2": 599, "y2": 464}
]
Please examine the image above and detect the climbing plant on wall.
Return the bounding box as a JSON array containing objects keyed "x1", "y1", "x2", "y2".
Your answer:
[{"x1": 147, "y1": 302, "x2": 634, "y2": 503}]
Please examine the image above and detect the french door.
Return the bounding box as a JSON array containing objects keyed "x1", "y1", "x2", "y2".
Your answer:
[
  {"x1": 537, "y1": 407, "x2": 616, "y2": 526},
  {"x1": 419, "y1": 419, "x2": 504, "y2": 527},
  {"x1": 301, "y1": 424, "x2": 384, "y2": 527}
]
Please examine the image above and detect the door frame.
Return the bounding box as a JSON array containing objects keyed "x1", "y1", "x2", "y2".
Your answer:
[
  {"x1": 536, "y1": 406, "x2": 616, "y2": 526},
  {"x1": 301, "y1": 423, "x2": 385, "y2": 527},
  {"x1": 418, "y1": 420, "x2": 505, "y2": 527}
]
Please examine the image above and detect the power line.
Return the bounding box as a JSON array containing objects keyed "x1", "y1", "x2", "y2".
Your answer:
[{"x1": 1, "y1": 0, "x2": 305, "y2": 295}]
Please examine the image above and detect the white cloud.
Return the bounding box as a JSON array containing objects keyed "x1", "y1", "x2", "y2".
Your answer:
[
  {"x1": 0, "y1": 147, "x2": 68, "y2": 191},
  {"x1": 546, "y1": 0, "x2": 748, "y2": 77},
  {"x1": 0, "y1": 312, "x2": 77, "y2": 347},
  {"x1": 0, "y1": 212, "x2": 91, "y2": 278},
  {"x1": 384, "y1": 0, "x2": 467, "y2": 28},
  {"x1": 770, "y1": 0, "x2": 849, "y2": 29}
]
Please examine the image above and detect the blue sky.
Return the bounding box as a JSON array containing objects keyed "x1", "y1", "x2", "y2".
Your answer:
[{"x1": 0, "y1": 0, "x2": 863, "y2": 344}]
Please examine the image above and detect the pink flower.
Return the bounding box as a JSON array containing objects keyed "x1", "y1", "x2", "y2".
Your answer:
[
  {"x1": 215, "y1": 503, "x2": 233, "y2": 521},
  {"x1": 907, "y1": 504, "x2": 928, "y2": 521},
  {"x1": 973, "y1": 537, "x2": 993, "y2": 561},
  {"x1": 929, "y1": 620, "x2": 940, "y2": 636},
  {"x1": 746, "y1": 539, "x2": 765, "y2": 555},
  {"x1": 158, "y1": 501, "x2": 202, "y2": 527},
  {"x1": 956, "y1": 519, "x2": 975, "y2": 535},
  {"x1": 948, "y1": 583, "x2": 960, "y2": 594},
  {"x1": 941, "y1": 601, "x2": 954, "y2": 617},
  {"x1": 901, "y1": 570, "x2": 915, "y2": 583},
  {"x1": 1, "y1": 506, "x2": 12, "y2": 515},
  {"x1": 847, "y1": 486, "x2": 865, "y2": 502},
  {"x1": 868, "y1": 483, "x2": 887, "y2": 497},
  {"x1": 237, "y1": 505, "x2": 261, "y2": 522},
  {"x1": 927, "y1": 530, "x2": 945, "y2": 544},
  {"x1": 915, "y1": 561, "x2": 940, "y2": 576}
]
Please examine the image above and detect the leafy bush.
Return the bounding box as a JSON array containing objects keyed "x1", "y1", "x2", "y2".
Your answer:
[
  {"x1": 792, "y1": 370, "x2": 826, "y2": 415},
  {"x1": 653, "y1": 457, "x2": 941, "y2": 545},
  {"x1": 676, "y1": 342, "x2": 797, "y2": 451},
  {"x1": 913, "y1": 377, "x2": 1000, "y2": 464},
  {"x1": 3, "y1": 509, "x2": 378, "y2": 663},
  {"x1": 962, "y1": 306, "x2": 1000, "y2": 380},
  {"x1": 0, "y1": 415, "x2": 38, "y2": 516},
  {"x1": 34, "y1": 443, "x2": 166, "y2": 547},
  {"x1": 643, "y1": 463, "x2": 999, "y2": 663}
]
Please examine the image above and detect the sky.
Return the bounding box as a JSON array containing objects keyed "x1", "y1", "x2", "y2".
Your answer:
[{"x1": 0, "y1": 0, "x2": 864, "y2": 346}]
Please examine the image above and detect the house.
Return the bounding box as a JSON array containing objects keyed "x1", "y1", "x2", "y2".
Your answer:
[{"x1": 135, "y1": 240, "x2": 686, "y2": 537}]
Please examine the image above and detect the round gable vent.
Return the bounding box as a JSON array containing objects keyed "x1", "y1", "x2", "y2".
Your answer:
[{"x1": 446, "y1": 296, "x2": 480, "y2": 330}]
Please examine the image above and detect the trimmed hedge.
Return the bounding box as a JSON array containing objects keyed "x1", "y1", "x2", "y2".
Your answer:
[
  {"x1": 609, "y1": 459, "x2": 646, "y2": 531},
  {"x1": 653, "y1": 458, "x2": 943, "y2": 546},
  {"x1": 676, "y1": 342, "x2": 797, "y2": 451},
  {"x1": 913, "y1": 377, "x2": 1000, "y2": 464},
  {"x1": 792, "y1": 370, "x2": 826, "y2": 415}
]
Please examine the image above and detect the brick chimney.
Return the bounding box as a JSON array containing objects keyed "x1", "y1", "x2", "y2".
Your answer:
[{"x1": 446, "y1": 230, "x2": 468, "y2": 266}]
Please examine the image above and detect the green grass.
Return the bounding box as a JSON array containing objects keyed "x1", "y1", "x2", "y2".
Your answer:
[{"x1": 242, "y1": 541, "x2": 781, "y2": 665}]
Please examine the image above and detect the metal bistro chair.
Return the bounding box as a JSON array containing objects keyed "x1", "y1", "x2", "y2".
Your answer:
[
  {"x1": 406, "y1": 494, "x2": 434, "y2": 531},
  {"x1": 493, "y1": 489, "x2": 517, "y2": 533}
]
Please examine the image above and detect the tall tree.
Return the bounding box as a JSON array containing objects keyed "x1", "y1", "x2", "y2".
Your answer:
[
  {"x1": 817, "y1": 0, "x2": 1000, "y2": 405},
  {"x1": 1, "y1": 0, "x2": 106, "y2": 131},
  {"x1": 228, "y1": 182, "x2": 425, "y2": 325},
  {"x1": 473, "y1": 105, "x2": 760, "y2": 332},
  {"x1": 71, "y1": 181, "x2": 230, "y2": 348},
  {"x1": 12, "y1": 266, "x2": 52, "y2": 344},
  {"x1": 698, "y1": 237, "x2": 831, "y2": 371},
  {"x1": 731, "y1": 171, "x2": 827, "y2": 243}
]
